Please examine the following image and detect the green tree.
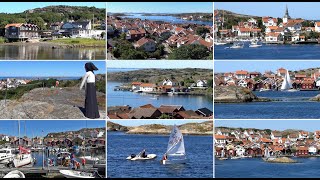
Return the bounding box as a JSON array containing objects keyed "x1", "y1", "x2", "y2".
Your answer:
[
  {"x1": 195, "y1": 26, "x2": 210, "y2": 38},
  {"x1": 159, "y1": 114, "x2": 170, "y2": 119},
  {"x1": 169, "y1": 44, "x2": 209, "y2": 60},
  {"x1": 101, "y1": 32, "x2": 106, "y2": 39},
  {"x1": 207, "y1": 79, "x2": 213, "y2": 88}
]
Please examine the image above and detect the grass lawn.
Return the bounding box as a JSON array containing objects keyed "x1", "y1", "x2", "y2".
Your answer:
[{"x1": 49, "y1": 38, "x2": 106, "y2": 46}]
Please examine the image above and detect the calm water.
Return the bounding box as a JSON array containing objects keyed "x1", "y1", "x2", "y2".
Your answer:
[
  {"x1": 216, "y1": 157, "x2": 320, "y2": 178},
  {"x1": 0, "y1": 45, "x2": 105, "y2": 60},
  {"x1": 215, "y1": 43, "x2": 320, "y2": 59},
  {"x1": 120, "y1": 14, "x2": 213, "y2": 26},
  {"x1": 107, "y1": 132, "x2": 213, "y2": 178},
  {"x1": 215, "y1": 91, "x2": 320, "y2": 119},
  {"x1": 107, "y1": 81, "x2": 213, "y2": 111}
]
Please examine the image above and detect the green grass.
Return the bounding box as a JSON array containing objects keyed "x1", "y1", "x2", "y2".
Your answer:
[
  {"x1": 0, "y1": 37, "x2": 6, "y2": 44},
  {"x1": 49, "y1": 38, "x2": 106, "y2": 46}
]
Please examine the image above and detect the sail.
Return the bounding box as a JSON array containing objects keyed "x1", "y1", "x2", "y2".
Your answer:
[
  {"x1": 166, "y1": 125, "x2": 185, "y2": 155},
  {"x1": 264, "y1": 147, "x2": 270, "y2": 158},
  {"x1": 281, "y1": 70, "x2": 292, "y2": 90}
]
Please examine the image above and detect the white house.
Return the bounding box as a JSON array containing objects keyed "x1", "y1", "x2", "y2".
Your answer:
[
  {"x1": 298, "y1": 131, "x2": 309, "y2": 139},
  {"x1": 235, "y1": 70, "x2": 248, "y2": 79},
  {"x1": 271, "y1": 131, "x2": 282, "y2": 140},
  {"x1": 262, "y1": 17, "x2": 278, "y2": 27},
  {"x1": 196, "y1": 80, "x2": 207, "y2": 87},
  {"x1": 248, "y1": 18, "x2": 257, "y2": 25},
  {"x1": 131, "y1": 82, "x2": 142, "y2": 90},
  {"x1": 215, "y1": 135, "x2": 226, "y2": 147},
  {"x1": 237, "y1": 28, "x2": 251, "y2": 37},
  {"x1": 237, "y1": 79, "x2": 248, "y2": 87},
  {"x1": 315, "y1": 22, "x2": 320, "y2": 33},
  {"x1": 309, "y1": 146, "x2": 317, "y2": 155},
  {"x1": 163, "y1": 79, "x2": 178, "y2": 86},
  {"x1": 139, "y1": 83, "x2": 156, "y2": 92},
  {"x1": 265, "y1": 32, "x2": 282, "y2": 43}
]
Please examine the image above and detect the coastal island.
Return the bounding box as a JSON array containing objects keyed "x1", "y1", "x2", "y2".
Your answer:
[{"x1": 107, "y1": 120, "x2": 213, "y2": 135}]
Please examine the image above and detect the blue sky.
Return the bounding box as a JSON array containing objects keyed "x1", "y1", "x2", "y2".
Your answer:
[
  {"x1": 0, "y1": 120, "x2": 105, "y2": 137},
  {"x1": 216, "y1": 120, "x2": 320, "y2": 132},
  {"x1": 109, "y1": 120, "x2": 208, "y2": 126},
  {"x1": 215, "y1": 2, "x2": 320, "y2": 20},
  {"x1": 215, "y1": 61, "x2": 320, "y2": 73},
  {"x1": 107, "y1": 60, "x2": 213, "y2": 69},
  {"x1": 0, "y1": 61, "x2": 105, "y2": 77},
  {"x1": 108, "y1": 2, "x2": 213, "y2": 13},
  {"x1": 0, "y1": 2, "x2": 105, "y2": 13}
]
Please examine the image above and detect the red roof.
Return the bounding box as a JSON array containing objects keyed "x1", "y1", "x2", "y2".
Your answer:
[{"x1": 235, "y1": 70, "x2": 248, "y2": 75}]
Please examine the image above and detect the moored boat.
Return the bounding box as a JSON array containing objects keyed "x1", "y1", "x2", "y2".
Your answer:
[
  {"x1": 59, "y1": 170, "x2": 95, "y2": 178},
  {"x1": 3, "y1": 170, "x2": 25, "y2": 178}
]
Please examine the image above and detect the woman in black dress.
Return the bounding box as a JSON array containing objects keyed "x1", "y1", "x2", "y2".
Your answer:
[{"x1": 80, "y1": 62, "x2": 100, "y2": 119}]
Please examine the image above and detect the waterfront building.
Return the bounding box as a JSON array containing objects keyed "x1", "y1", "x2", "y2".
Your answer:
[{"x1": 5, "y1": 23, "x2": 39, "y2": 41}]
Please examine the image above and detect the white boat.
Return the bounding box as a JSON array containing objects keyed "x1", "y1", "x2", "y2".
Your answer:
[
  {"x1": 230, "y1": 156, "x2": 241, "y2": 160},
  {"x1": 249, "y1": 40, "x2": 262, "y2": 48},
  {"x1": 3, "y1": 170, "x2": 25, "y2": 178},
  {"x1": 262, "y1": 147, "x2": 276, "y2": 161},
  {"x1": 259, "y1": 88, "x2": 271, "y2": 92},
  {"x1": 126, "y1": 150, "x2": 157, "y2": 161},
  {"x1": 214, "y1": 41, "x2": 227, "y2": 45},
  {"x1": 13, "y1": 152, "x2": 33, "y2": 168},
  {"x1": 0, "y1": 148, "x2": 15, "y2": 164},
  {"x1": 280, "y1": 70, "x2": 298, "y2": 92},
  {"x1": 80, "y1": 156, "x2": 99, "y2": 164},
  {"x1": 228, "y1": 42, "x2": 244, "y2": 49},
  {"x1": 56, "y1": 152, "x2": 71, "y2": 164},
  {"x1": 161, "y1": 125, "x2": 187, "y2": 165},
  {"x1": 59, "y1": 170, "x2": 95, "y2": 178}
]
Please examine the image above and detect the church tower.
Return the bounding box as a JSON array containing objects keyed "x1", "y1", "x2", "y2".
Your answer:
[{"x1": 283, "y1": 5, "x2": 291, "y2": 24}]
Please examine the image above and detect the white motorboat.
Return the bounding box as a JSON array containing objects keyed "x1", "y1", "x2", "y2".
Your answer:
[
  {"x1": 126, "y1": 154, "x2": 157, "y2": 161},
  {"x1": 249, "y1": 40, "x2": 262, "y2": 48},
  {"x1": 228, "y1": 42, "x2": 244, "y2": 49},
  {"x1": 59, "y1": 170, "x2": 95, "y2": 178},
  {"x1": 161, "y1": 125, "x2": 187, "y2": 165},
  {"x1": 214, "y1": 41, "x2": 227, "y2": 45},
  {"x1": 259, "y1": 88, "x2": 271, "y2": 92},
  {"x1": 80, "y1": 156, "x2": 99, "y2": 164},
  {"x1": 230, "y1": 156, "x2": 241, "y2": 160},
  {"x1": 0, "y1": 148, "x2": 15, "y2": 164},
  {"x1": 3, "y1": 170, "x2": 25, "y2": 178}
]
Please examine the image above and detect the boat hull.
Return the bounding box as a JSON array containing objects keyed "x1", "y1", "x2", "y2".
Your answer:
[
  {"x1": 126, "y1": 154, "x2": 157, "y2": 161},
  {"x1": 161, "y1": 158, "x2": 187, "y2": 165},
  {"x1": 3, "y1": 170, "x2": 25, "y2": 178},
  {"x1": 59, "y1": 170, "x2": 95, "y2": 178}
]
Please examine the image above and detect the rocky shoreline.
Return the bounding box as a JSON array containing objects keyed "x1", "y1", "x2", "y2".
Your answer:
[
  {"x1": 214, "y1": 86, "x2": 271, "y2": 103},
  {"x1": 107, "y1": 121, "x2": 213, "y2": 135}
]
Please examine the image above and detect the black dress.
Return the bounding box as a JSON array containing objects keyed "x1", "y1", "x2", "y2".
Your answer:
[{"x1": 85, "y1": 82, "x2": 100, "y2": 119}]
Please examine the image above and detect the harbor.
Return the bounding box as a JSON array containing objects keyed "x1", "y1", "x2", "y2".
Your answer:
[{"x1": 0, "y1": 120, "x2": 106, "y2": 178}]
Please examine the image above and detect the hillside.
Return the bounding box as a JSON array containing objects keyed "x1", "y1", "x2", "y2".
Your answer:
[
  {"x1": 107, "y1": 68, "x2": 213, "y2": 85},
  {"x1": 46, "y1": 127, "x2": 105, "y2": 138},
  {"x1": 108, "y1": 121, "x2": 213, "y2": 135},
  {"x1": 0, "y1": 5, "x2": 105, "y2": 29}
]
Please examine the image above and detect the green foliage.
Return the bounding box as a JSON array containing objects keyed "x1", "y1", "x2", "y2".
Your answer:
[
  {"x1": 95, "y1": 80, "x2": 106, "y2": 94},
  {"x1": 207, "y1": 79, "x2": 213, "y2": 88},
  {"x1": 101, "y1": 32, "x2": 106, "y2": 39},
  {"x1": 195, "y1": 26, "x2": 210, "y2": 38},
  {"x1": 159, "y1": 114, "x2": 171, "y2": 119},
  {"x1": 0, "y1": 37, "x2": 5, "y2": 44},
  {"x1": 0, "y1": 6, "x2": 105, "y2": 29},
  {"x1": 168, "y1": 44, "x2": 209, "y2": 60},
  {"x1": 49, "y1": 38, "x2": 105, "y2": 46}
]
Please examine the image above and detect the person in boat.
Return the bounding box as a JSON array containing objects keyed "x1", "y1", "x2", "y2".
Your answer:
[
  {"x1": 80, "y1": 62, "x2": 100, "y2": 119},
  {"x1": 81, "y1": 157, "x2": 86, "y2": 169},
  {"x1": 162, "y1": 153, "x2": 167, "y2": 161},
  {"x1": 140, "y1": 149, "x2": 147, "y2": 158}
]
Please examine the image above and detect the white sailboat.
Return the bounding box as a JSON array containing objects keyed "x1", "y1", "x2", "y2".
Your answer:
[
  {"x1": 280, "y1": 70, "x2": 299, "y2": 92},
  {"x1": 161, "y1": 125, "x2": 187, "y2": 165},
  {"x1": 13, "y1": 121, "x2": 34, "y2": 168},
  {"x1": 218, "y1": 148, "x2": 228, "y2": 160}
]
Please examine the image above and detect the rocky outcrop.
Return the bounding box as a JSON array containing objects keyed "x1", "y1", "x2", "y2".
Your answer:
[
  {"x1": 310, "y1": 94, "x2": 320, "y2": 101},
  {"x1": 265, "y1": 157, "x2": 297, "y2": 163},
  {"x1": 107, "y1": 121, "x2": 129, "y2": 131},
  {"x1": 0, "y1": 87, "x2": 106, "y2": 119},
  {"x1": 126, "y1": 121, "x2": 213, "y2": 135},
  {"x1": 215, "y1": 86, "x2": 271, "y2": 103}
]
